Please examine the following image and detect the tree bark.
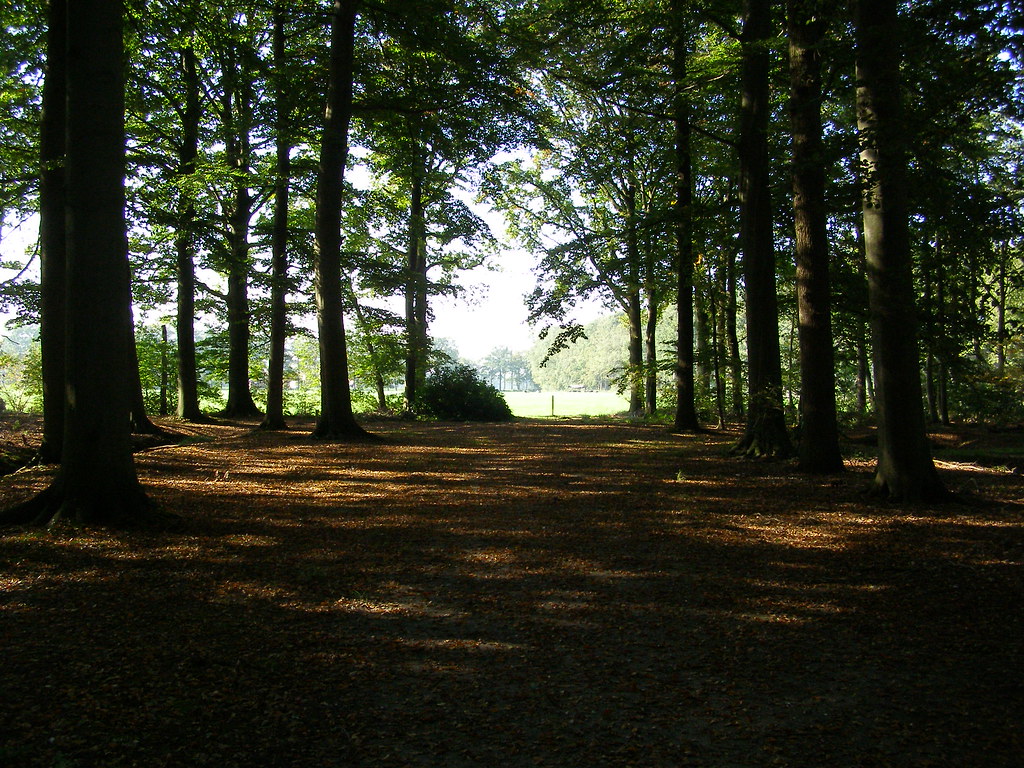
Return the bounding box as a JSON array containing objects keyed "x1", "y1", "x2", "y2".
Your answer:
[
  {"x1": 312, "y1": 0, "x2": 367, "y2": 439},
  {"x1": 733, "y1": 0, "x2": 792, "y2": 457},
  {"x1": 3, "y1": 0, "x2": 149, "y2": 525},
  {"x1": 789, "y1": 0, "x2": 843, "y2": 472},
  {"x1": 404, "y1": 152, "x2": 427, "y2": 411},
  {"x1": 627, "y1": 289, "x2": 643, "y2": 415},
  {"x1": 726, "y1": 247, "x2": 744, "y2": 418},
  {"x1": 856, "y1": 0, "x2": 944, "y2": 501},
  {"x1": 644, "y1": 283, "x2": 658, "y2": 416},
  {"x1": 672, "y1": 16, "x2": 700, "y2": 431},
  {"x1": 221, "y1": 42, "x2": 261, "y2": 419},
  {"x1": 176, "y1": 40, "x2": 203, "y2": 421},
  {"x1": 262, "y1": 7, "x2": 291, "y2": 431},
  {"x1": 37, "y1": 0, "x2": 67, "y2": 464}
]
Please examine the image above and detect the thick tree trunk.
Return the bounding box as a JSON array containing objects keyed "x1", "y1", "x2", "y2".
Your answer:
[
  {"x1": 176, "y1": 42, "x2": 203, "y2": 421},
  {"x1": 789, "y1": 0, "x2": 843, "y2": 472},
  {"x1": 733, "y1": 0, "x2": 792, "y2": 458},
  {"x1": 37, "y1": 0, "x2": 67, "y2": 464},
  {"x1": 262, "y1": 7, "x2": 291, "y2": 431},
  {"x1": 3, "y1": 0, "x2": 149, "y2": 525},
  {"x1": 313, "y1": 0, "x2": 367, "y2": 439},
  {"x1": 856, "y1": 0, "x2": 944, "y2": 501},
  {"x1": 672, "y1": 19, "x2": 700, "y2": 431}
]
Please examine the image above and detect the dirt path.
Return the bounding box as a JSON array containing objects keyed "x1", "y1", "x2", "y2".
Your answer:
[{"x1": 1, "y1": 418, "x2": 1022, "y2": 767}]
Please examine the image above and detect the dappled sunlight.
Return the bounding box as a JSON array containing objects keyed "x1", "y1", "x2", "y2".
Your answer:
[{"x1": 3, "y1": 418, "x2": 1023, "y2": 767}]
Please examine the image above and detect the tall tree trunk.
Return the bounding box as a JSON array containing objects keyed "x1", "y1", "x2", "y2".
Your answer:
[
  {"x1": 733, "y1": 0, "x2": 792, "y2": 457},
  {"x1": 625, "y1": 182, "x2": 643, "y2": 415},
  {"x1": 37, "y1": 0, "x2": 67, "y2": 464},
  {"x1": 672, "y1": 14, "x2": 699, "y2": 430},
  {"x1": 3, "y1": 0, "x2": 148, "y2": 525},
  {"x1": 220, "y1": 43, "x2": 261, "y2": 419},
  {"x1": 856, "y1": 0, "x2": 944, "y2": 501},
  {"x1": 176, "y1": 39, "x2": 202, "y2": 421},
  {"x1": 789, "y1": 0, "x2": 843, "y2": 472},
  {"x1": 404, "y1": 150, "x2": 427, "y2": 411},
  {"x1": 312, "y1": 0, "x2": 366, "y2": 439},
  {"x1": 262, "y1": 7, "x2": 291, "y2": 431}
]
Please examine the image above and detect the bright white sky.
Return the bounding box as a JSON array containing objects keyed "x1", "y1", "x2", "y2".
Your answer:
[{"x1": 431, "y1": 247, "x2": 539, "y2": 361}]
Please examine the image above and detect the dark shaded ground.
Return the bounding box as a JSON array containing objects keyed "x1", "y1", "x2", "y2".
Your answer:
[{"x1": 1, "y1": 417, "x2": 1022, "y2": 767}]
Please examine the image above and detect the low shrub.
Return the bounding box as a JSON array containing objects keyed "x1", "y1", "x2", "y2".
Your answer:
[{"x1": 415, "y1": 363, "x2": 513, "y2": 421}]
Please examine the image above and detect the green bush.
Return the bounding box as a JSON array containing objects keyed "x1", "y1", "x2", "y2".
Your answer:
[{"x1": 415, "y1": 363, "x2": 513, "y2": 421}]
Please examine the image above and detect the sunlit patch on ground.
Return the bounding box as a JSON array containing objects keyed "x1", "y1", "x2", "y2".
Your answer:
[{"x1": 1, "y1": 416, "x2": 1022, "y2": 766}]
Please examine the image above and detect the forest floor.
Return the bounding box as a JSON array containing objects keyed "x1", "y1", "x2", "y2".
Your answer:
[{"x1": 0, "y1": 414, "x2": 1022, "y2": 768}]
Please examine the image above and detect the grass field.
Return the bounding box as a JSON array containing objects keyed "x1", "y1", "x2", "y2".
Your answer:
[{"x1": 502, "y1": 389, "x2": 630, "y2": 417}]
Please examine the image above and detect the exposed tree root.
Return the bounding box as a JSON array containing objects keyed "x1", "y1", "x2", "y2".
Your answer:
[{"x1": 0, "y1": 476, "x2": 174, "y2": 529}]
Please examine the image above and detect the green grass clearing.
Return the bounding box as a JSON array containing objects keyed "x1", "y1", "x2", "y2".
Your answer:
[{"x1": 502, "y1": 390, "x2": 629, "y2": 418}]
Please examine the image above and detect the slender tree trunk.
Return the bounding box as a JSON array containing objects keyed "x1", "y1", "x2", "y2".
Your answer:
[
  {"x1": 623, "y1": 181, "x2": 644, "y2": 416},
  {"x1": 996, "y1": 242, "x2": 1007, "y2": 373},
  {"x1": 176, "y1": 40, "x2": 202, "y2": 421},
  {"x1": 789, "y1": 0, "x2": 843, "y2": 472},
  {"x1": 733, "y1": 0, "x2": 792, "y2": 457},
  {"x1": 313, "y1": 0, "x2": 366, "y2": 439},
  {"x1": 726, "y1": 247, "x2": 744, "y2": 418},
  {"x1": 262, "y1": 7, "x2": 291, "y2": 431},
  {"x1": 694, "y1": 294, "x2": 711, "y2": 398},
  {"x1": 672, "y1": 16, "x2": 699, "y2": 430},
  {"x1": 3, "y1": 0, "x2": 148, "y2": 525},
  {"x1": 348, "y1": 284, "x2": 389, "y2": 412},
  {"x1": 404, "y1": 155, "x2": 427, "y2": 411},
  {"x1": 160, "y1": 325, "x2": 169, "y2": 416},
  {"x1": 126, "y1": 263, "x2": 162, "y2": 435},
  {"x1": 711, "y1": 289, "x2": 727, "y2": 427},
  {"x1": 644, "y1": 284, "x2": 657, "y2": 416},
  {"x1": 627, "y1": 290, "x2": 643, "y2": 415},
  {"x1": 37, "y1": 0, "x2": 67, "y2": 464},
  {"x1": 856, "y1": 0, "x2": 944, "y2": 501}
]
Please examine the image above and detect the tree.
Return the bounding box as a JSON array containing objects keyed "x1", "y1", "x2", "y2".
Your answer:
[
  {"x1": 3, "y1": 0, "x2": 149, "y2": 526},
  {"x1": 788, "y1": 0, "x2": 843, "y2": 472},
  {"x1": 36, "y1": 0, "x2": 66, "y2": 462},
  {"x1": 175, "y1": 17, "x2": 204, "y2": 421},
  {"x1": 732, "y1": 0, "x2": 792, "y2": 458},
  {"x1": 671, "y1": 2, "x2": 699, "y2": 431},
  {"x1": 261, "y1": 6, "x2": 292, "y2": 430},
  {"x1": 312, "y1": 0, "x2": 367, "y2": 439},
  {"x1": 855, "y1": 0, "x2": 944, "y2": 501}
]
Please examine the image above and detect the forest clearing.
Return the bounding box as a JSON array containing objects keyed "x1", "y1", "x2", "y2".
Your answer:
[{"x1": 1, "y1": 416, "x2": 1022, "y2": 767}]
